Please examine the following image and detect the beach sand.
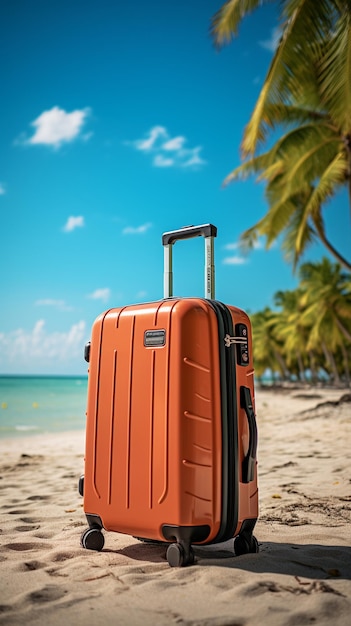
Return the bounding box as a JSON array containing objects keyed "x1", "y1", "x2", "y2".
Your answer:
[{"x1": 1, "y1": 387, "x2": 350, "y2": 625}]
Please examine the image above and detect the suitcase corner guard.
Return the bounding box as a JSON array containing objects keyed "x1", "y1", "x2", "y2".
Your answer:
[{"x1": 162, "y1": 524, "x2": 211, "y2": 544}]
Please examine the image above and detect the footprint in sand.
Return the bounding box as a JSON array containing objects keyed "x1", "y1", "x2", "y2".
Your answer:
[
  {"x1": 26, "y1": 495, "x2": 51, "y2": 501},
  {"x1": 27, "y1": 584, "x2": 67, "y2": 604},
  {"x1": 33, "y1": 532, "x2": 56, "y2": 539},
  {"x1": 20, "y1": 517, "x2": 41, "y2": 524},
  {"x1": 51, "y1": 551, "x2": 79, "y2": 562},
  {"x1": 4, "y1": 542, "x2": 52, "y2": 551},
  {"x1": 45, "y1": 567, "x2": 70, "y2": 578},
  {"x1": 1, "y1": 491, "x2": 27, "y2": 498},
  {"x1": 61, "y1": 472, "x2": 76, "y2": 479},
  {"x1": 14, "y1": 525, "x2": 41, "y2": 532},
  {"x1": 17, "y1": 560, "x2": 46, "y2": 571}
]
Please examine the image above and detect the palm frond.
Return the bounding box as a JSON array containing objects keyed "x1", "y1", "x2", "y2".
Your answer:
[
  {"x1": 269, "y1": 122, "x2": 338, "y2": 161},
  {"x1": 210, "y1": 0, "x2": 269, "y2": 47},
  {"x1": 318, "y1": 10, "x2": 351, "y2": 132},
  {"x1": 256, "y1": 159, "x2": 285, "y2": 183},
  {"x1": 262, "y1": 103, "x2": 328, "y2": 130},
  {"x1": 212, "y1": 1, "x2": 348, "y2": 155},
  {"x1": 281, "y1": 135, "x2": 341, "y2": 200},
  {"x1": 300, "y1": 151, "x2": 348, "y2": 222},
  {"x1": 238, "y1": 194, "x2": 299, "y2": 252},
  {"x1": 237, "y1": 223, "x2": 262, "y2": 252},
  {"x1": 223, "y1": 151, "x2": 275, "y2": 185},
  {"x1": 281, "y1": 201, "x2": 317, "y2": 267},
  {"x1": 241, "y1": 0, "x2": 335, "y2": 154}
]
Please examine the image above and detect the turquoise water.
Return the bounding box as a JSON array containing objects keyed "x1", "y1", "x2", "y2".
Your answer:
[{"x1": 0, "y1": 376, "x2": 88, "y2": 438}]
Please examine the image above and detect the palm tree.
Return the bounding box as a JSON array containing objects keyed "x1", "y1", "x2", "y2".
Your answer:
[
  {"x1": 298, "y1": 258, "x2": 351, "y2": 384},
  {"x1": 211, "y1": 0, "x2": 351, "y2": 271},
  {"x1": 250, "y1": 308, "x2": 289, "y2": 380},
  {"x1": 272, "y1": 289, "x2": 311, "y2": 381}
]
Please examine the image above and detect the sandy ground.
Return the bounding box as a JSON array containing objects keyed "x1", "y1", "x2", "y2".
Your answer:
[{"x1": 0, "y1": 386, "x2": 350, "y2": 626}]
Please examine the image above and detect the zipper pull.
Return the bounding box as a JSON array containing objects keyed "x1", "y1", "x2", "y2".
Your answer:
[{"x1": 224, "y1": 334, "x2": 248, "y2": 348}]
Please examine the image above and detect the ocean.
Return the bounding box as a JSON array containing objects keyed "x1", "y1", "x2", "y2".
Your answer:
[{"x1": 0, "y1": 376, "x2": 88, "y2": 438}]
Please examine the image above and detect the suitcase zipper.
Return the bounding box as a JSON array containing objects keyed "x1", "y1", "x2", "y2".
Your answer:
[
  {"x1": 224, "y1": 334, "x2": 247, "y2": 347},
  {"x1": 208, "y1": 301, "x2": 239, "y2": 544}
]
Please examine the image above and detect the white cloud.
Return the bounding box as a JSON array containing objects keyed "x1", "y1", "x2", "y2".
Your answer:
[
  {"x1": 181, "y1": 147, "x2": 206, "y2": 168},
  {"x1": 126, "y1": 126, "x2": 206, "y2": 170},
  {"x1": 252, "y1": 239, "x2": 264, "y2": 250},
  {"x1": 136, "y1": 126, "x2": 167, "y2": 151},
  {"x1": 82, "y1": 131, "x2": 93, "y2": 142},
  {"x1": 162, "y1": 136, "x2": 186, "y2": 151},
  {"x1": 137, "y1": 290, "x2": 147, "y2": 299},
  {"x1": 223, "y1": 256, "x2": 247, "y2": 265},
  {"x1": 0, "y1": 320, "x2": 86, "y2": 365},
  {"x1": 153, "y1": 155, "x2": 174, "y2": 167},
  {"x1": 259, "y1": 27, "x2": 281, "y2": 53},
  {"x1": 87, "y1": 288, "x2": 111, "y2": 303},
  {"x1": 222, "y1": 237, "x2": 270, "y2": 264},
  {"x1": 0, "y1": 182, "x2": 6, "y2": 195},
  {"x1": 224, "y1": 238, "x2": 264, "y2": 251},
  {"x1": 122, "y1": 222, "x2": 152, "y2": 235},
  {"x1": 35, "y1": 299, "x2": 73, "y2": 311},
  {"x1": 21, "y1": 106, "x2": 91, "y2": 148},
  {"x1": 63, "y1": 216, "x2": 85, "y2": 232}
]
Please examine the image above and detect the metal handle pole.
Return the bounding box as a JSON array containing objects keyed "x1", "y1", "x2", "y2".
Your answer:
[
  {"x1": 162, "y1": 224, "x2": 217, "y2": 299},
  {"x1": 163, "y1": 244, "x2": 173, "y2": 298},
  {"x1": 205, "y1": 236, "x2": 215, "y2": 299}
]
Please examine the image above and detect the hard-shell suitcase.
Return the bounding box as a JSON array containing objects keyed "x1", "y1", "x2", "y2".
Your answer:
[{"x1": 79, "y1": 224, "x2": 259, "y2": 566}]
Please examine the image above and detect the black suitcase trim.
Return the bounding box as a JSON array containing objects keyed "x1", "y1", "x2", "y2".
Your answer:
[
  {"x1": 162, "y1": 524, "x2": 211, "y2": 544},
  {"x1": 209, "y1": 301, "x2": 239, "y2": 544}
]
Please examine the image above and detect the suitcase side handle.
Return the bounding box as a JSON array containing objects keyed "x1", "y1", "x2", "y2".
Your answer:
[
  {"x1": 162, "y1": 224, "x2": 217, "y2": 299},
  {"x1": 240, "y1": 386, "x2": 258, "y2": 484}
]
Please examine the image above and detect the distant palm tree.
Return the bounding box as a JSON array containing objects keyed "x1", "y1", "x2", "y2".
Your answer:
[
  {"x1": 250, "y1": 308, "x2": 289, "y2": 380},
  {"x1": 299, "y1": 258, "x2": 351, "y2": 383},
  {"x1": 273, "y1": 289, "x2": 310, "y2": 381},
  {"x1": 211, "y1": 0, "x2": 351, "y2": 271}
]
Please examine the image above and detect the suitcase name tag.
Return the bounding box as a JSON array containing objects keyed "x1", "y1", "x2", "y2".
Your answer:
[{"x1": 144, "y1": 329, "x2": 166, "y2": 347}]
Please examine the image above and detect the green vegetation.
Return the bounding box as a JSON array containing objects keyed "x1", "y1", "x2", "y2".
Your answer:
[
  {"x1": 211, "y1": 1, "x2": 351, "y2": 384},
  {"x1": 250, "y1": 258, "x2": 351, "y2": 384},
  {"x1": 211, "y1": 0, "x2": 351, "y2": 270}
]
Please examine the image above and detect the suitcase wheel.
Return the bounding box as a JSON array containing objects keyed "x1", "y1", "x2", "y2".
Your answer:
[
  {"x1": 234, "y1": 534, "x2": 259, "y2": 557},
  {"x1": 81, "y1": 527, "x2": 105, "y2": 552},
  {"x1": 166, "y1": 543, "x2": 195, "y2": 567},
  {"x1": 78, "y1": 475, "x2": 84, "y2": 497}
]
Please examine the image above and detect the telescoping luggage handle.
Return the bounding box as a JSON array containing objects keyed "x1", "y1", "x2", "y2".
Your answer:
[{"x1": 162, "y1": 224, "x2": 217, "y2": 299}]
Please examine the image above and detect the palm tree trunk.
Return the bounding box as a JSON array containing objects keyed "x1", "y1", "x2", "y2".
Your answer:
[
  {"x1": 322, "y1": 341, "x2": 341, "y2": 385},
  {"x1": 308, "y1": 350, "x2": 318, "y2": 383},
  {"x1": 274, "y1": 349, "x2": 290, "y2": 380},
  {"x1": 297, "y1": 352, "x2": 306, "y2": 382},
  {"x1": 335, "y1": 317, "x2": 351, "y2": 343},
  {"x1": 340, "y1": 342, "x2": 351, "y2": 387},
  {"x1": 345, "y1": 134, "x2": 351, "y2": 221},
  {"x1": 314, "y1": 220, "x2": 351, "y2": 272}
]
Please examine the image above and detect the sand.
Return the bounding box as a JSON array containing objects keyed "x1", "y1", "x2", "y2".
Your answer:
[{"x1": 0, "y1": 386, "x2": 350, "y2": 626}]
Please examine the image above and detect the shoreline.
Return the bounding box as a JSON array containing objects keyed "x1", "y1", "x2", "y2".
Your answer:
[{"x1": 1, "y1": 387, "x2": 350, "y2": 625}]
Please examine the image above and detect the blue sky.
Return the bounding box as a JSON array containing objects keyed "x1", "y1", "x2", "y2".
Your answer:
[{"x1": 0, "y1": 0, "x2": 349, "y2": 375}]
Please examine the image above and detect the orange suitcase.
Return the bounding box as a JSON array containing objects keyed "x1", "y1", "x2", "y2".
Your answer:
[{"x1": 79, "y1": 224, "x2": 258, "y2": 566}]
